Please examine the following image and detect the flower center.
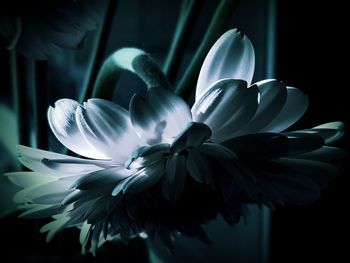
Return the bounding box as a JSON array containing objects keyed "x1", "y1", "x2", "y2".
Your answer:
[{"x1": 125, "y1": 122, "x2": 212, "y2": 169}]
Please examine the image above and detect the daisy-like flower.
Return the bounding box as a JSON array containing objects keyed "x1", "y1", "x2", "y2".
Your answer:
[
  {"x1": 0, "y1": 0, "x2": 107, "y2": 59},
  {"x1": 6, "y1": 29, "x2": 344, "y2": 255}
]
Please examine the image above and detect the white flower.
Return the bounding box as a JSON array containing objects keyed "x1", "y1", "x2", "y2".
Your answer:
[{"x1": 6, "y1": 29, "x2": 344, "y2": 255}]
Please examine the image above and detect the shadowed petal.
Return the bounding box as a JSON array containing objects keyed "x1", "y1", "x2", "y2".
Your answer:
[
  {"x1": 130, "y1": 87, "x2": 191, "y2": 144},
  {"x1": 290, "y1": 122, "x2": 345, "y2": 144},
  {"x1": 192, "y1": 79, "x2": 258, "y2": 142},
  {"x1": 262, "y1": 87, "x2": 309, "y2": 132},
  {"x1": 196, "y1": 29, "x2": 255, "y2": 100},
  {"x1": 237, "y1": 79, "x2": 287, "y2": 135},
  {"x1": 162, "y1": 153, "x2": 187, "y2": 203}
]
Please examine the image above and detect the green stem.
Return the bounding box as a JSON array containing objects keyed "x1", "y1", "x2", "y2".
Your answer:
[
  {"x1": 163, "y1": 0, "x2": 203, "y2": 83},
  {"x1": 34, "y1": 60, "x2": 49, "y2": 150},
  {"x1": 80, "y1": 0, "x2": 118, "y2": 103},
  {"x1": 92, "y1": 48, "x2": 169, "y2": 99},
  {"x1": 11, "y1": 52, "x2": 31, "y2": 147},
  {"x1": 175, "y1": 0, "x2": 240, "y2": 99}
]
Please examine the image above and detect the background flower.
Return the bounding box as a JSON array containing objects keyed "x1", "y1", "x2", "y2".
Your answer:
[{"x1": 0, "y1": 0, "x2": 107, "y2": 59}]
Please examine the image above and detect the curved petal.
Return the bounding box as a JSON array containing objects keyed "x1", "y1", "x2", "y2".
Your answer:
[
  {"x1": 17, "y1": 145, "x2": 108, "y2": 176},
  {"x1": 196, "y1": 29, "x2": 255, "y2": 100},
  {"x1": 262, "y1": 87, "x2": 309, "y2": 132},
  {"x1": 76, "y1": 99, "x2": 141, "y2": 163},
  {"x1": 162, "y1": 153, "x2": 187, "y2": 203},
  {"x1": 291, "y1": 122, "x2": 345, "y2": 144},
  {"x1": 192, "y1": 79, "x2": 258, "y2": 142},
  {"x1": 130, "y1": 87, "x2": 192, "y2": 144},
  {"x1": 237, "y1": 79, "x2": 287, "y2": 135},
  {"x1": 48, "y1": 99, "x2": 107, "y2": 159}
]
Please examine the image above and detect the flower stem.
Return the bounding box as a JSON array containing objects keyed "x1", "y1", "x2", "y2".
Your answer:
[
  {"x1": 11, "y1": 51, "x2": 31, "y2": 147},
  {"x1": 175, "y1": 0, "x2": 240, "y2": 99},
  {"x1": 79, "y1": 0, "x2": 118, "y2": 103},
  {"x1": 163, "y1": 0, "x2": 203, "y2": 83},
  {"x1": 34, "y1": 60, "x2": 49, "y2": 150},
  {"x1": 92, "y1": 48, "x2": 169, "y2": 99}
]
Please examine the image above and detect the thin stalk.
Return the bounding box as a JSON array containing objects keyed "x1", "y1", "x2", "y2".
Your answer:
[
  {"x1": 163, "y1": 0, "x2": 203, "y2": 83},
  {"x1": 11, "y1": 52, "x2": 31, "y2": 148},
  {"x1": 34, "y1": 60, "x2": 49, "y2": 150},
  {"x1": 175, "y1": 0, "x2": 240, "y2": 99},
  {"x1": 80, "y1": 0, "x2": 118, "y2": 103},
  {"x1": 92, "y1": 48, "x2": 169, "y2": 99}
]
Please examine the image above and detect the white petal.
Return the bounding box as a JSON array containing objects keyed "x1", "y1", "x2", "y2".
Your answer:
[
  {"x1": 17, "y1": 145, "x2": 107, "y2": 176},
  {"x1": 237, "y1": 79, "x2": 287, "y2": 135},
  {"x1": 5, "y1": 172, "x2": 56, "y2": 188},
  {"x1": 196, "y1": 29, "x2": 255, "y2": 100},
  {"x1": 262, "y1": 87, "x2": 308, "y2": 132},
  {"x1": 130, "y1": 87, "x2": 192, "y2": 144},
  {"x1": 192, "y1": 79, "x2": 258, "y2": 142},
  {"x1": 14, "y1": 179, "x2": 73, "y2": 203},
  {"x1": 48, "y1": 99, "x2": 107, "y2": 159},
  {"x1": 76, "y1": 99, "x2": 141, "y2": 163},
  {"x1": 40, "y1": 215, "x2": 70, "y2": 242}
]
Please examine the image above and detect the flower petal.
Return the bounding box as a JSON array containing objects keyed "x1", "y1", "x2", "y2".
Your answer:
[
  {"x1": 72, "y1": 167, "x2": 135, "y2": 190},
  {"x1": 5, "y1": 172, "x2": 56, "y2": 188},
  {"x1": 237, "y1": 79, "x2": 287, "y2": 135},
  {"x1": 292, "y1": 122, "x2": 345, "y2": 144},
  {"x1": 192, "y1": 79, "x2": 258, "y2": 142},
  {"x1": 130, "y1": 87, "x2": 192, "y2": 144},
  {"x1": 196, "y1": 29, "x2": 255, "y2": 100},
  {"x1": 262, "y1": 87, "x2": 308, "y2": 132},
  {"x1": 48, "y1": 99, "x2": 107, "y2": 159},
  {"x1": 186, "y1": 151, "x2": 213, "y2": 185},
  {"x1": 162, "y1": 153, "x2": 187, "y2": 203},
  {"x1": 112, "y1": 160, "x2": 165, "y2": 198},
  {"x1": 17, "y1": 145, "x2": 106, "y2": 176},
  {"x1": 76, "y1": 99, "x2": 141, "y2": 163}
]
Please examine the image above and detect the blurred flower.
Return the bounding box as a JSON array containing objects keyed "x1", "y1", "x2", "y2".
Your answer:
[
  {"x1": 6, "y1": 29, "x2": 345, "y2": 255},
  {"x1": 0, "y1": 0, "x2": 107, "y2": 59},
  {"x1": 0, "y1": 103, "x2": 20, "y2": 218}
]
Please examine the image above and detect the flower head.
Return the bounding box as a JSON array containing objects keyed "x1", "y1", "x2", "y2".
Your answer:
[
  {"x1": 6, "y1": 29, "x2": 344, "y2": 255},
  {"x1": 0, "y1": 0, "x2": 107, "y2": 59}
]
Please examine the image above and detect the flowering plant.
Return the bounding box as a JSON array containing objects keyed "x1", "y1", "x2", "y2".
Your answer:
[{"x1": 6, "y1": 29, "x2": 344, "y2": 256}]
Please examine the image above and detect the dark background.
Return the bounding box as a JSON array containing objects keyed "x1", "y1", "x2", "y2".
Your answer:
[
  {"x1": 272, "y1": 1, "x2": 349, "y2": 262},
  {"x1": 0, "y1": 0, "x2": 348, "y2": 262}
]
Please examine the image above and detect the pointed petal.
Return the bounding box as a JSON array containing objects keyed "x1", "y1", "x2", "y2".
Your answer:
[
  {"x1": 262, "y1": 87, "x2": 308, "y2": 132},
  {"x1": 192, "y1": 79, "x2": 258, "y2": 142},
  {"x1": 5, "y1": 172, "x2": 56, "y2": 188},
  {"x1": 48, "y1": 99, "x2": 107, "y2": 159},
  {"x1": 76, "y1": 99, "x2": 141, "y2": 163},
  {"x1": 196, "y1": 29, "x2": 255, "y2": 100},
  {"x1": 238, "y1": 79, "x2": 287, "y2": 134},
  {"x1": 130, "y1": 88, "x2": 191, "y2": 144},
  {"x1": 284, "y1": 132, "x2": 325, "y2": 155},
  {"x1": 293, "y1": 122, "x2": 345, "y2": 144},
  {"x1": 17, "y1": 145, "x2": 106, "y2": 176},
  {"x1": 162, "y1": 153, "x2": 187, "y2": 203},
  {"x1": 122, "y1": 160, "x2": 165, "y2": 198},
  {"x1": 72, "y1": 167, "x2": 135, "y2": 190},
  {"x1": 199, "y1": 143, "x2": 237, "y2": 160},
  {"x1": 223, "y1": 133, "x2": 289, "y2": 160},
  {"x1": 186, "y1": 151, "x2": 213, "y2": 184}
]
